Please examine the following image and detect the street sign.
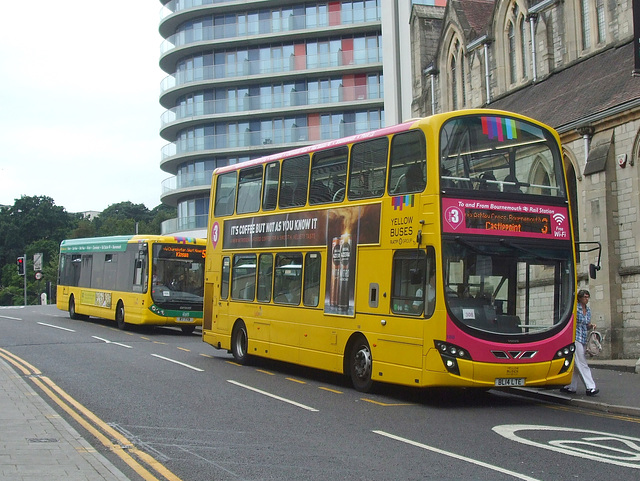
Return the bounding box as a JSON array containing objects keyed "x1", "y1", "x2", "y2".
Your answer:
[
  {"x1": 34, "y1": 253, "x2": 43, "y2": 271},
  {"x1": 35, "y1": 271, "x2": 43, "y2": 280}
]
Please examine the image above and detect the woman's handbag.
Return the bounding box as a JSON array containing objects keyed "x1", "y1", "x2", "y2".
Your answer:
[{"x1": 586, "y1": 329, "x2": 603, "y2": 357}]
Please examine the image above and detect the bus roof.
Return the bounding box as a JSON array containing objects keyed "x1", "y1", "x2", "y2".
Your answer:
[
  {"x1": 214, "y1": 120, "x2": 417, "y2": 176},
  {"x1": 60, "y1": 235, "x2": 205, "y2": 253}
]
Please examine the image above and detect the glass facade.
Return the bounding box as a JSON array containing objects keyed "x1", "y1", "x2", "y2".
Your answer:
[{"x1": 159, "y1": 1, "x2": 384, "y2": 235}]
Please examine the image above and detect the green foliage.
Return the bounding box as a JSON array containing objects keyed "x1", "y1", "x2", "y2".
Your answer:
[{"x1": 0, "y1": 195, "x2": 177, "y2": 305}]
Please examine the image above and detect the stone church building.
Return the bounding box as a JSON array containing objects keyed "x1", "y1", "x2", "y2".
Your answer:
[{"x1": 410, "y1": 0, "x2": 640, "y2": 359}]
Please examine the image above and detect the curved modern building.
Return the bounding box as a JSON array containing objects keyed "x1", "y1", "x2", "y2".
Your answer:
[{"x1": 158, "y1": 1, "x2": 386, "y2": 236}]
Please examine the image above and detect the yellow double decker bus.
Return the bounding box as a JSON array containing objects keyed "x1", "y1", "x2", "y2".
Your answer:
[
  {"x1": 203, "y1": 109, "x2": 578, "y2": 391},
  {"x1": 57, "y1": 235, "x2": 206, "y2": 333}
]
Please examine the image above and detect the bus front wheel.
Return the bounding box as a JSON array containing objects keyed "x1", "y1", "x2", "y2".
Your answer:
[
  {"x1": 181, "y1": 325, "x2": 196, "y2": 335},
  {"x1": 231, "y1": 320, "x2": 250, "y2": 364},
  {"x1": 115, "y1": 302, "x2": 127, "y2": 330},
  {"x1": 348, "y1": 335, "x2": 373, "y2": 393}
]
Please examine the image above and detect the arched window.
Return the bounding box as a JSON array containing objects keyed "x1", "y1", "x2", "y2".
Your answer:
[
  {"x1": 460, "y1": 57, "x2": 466, "y2": 107},
  {"x1": 446, "y1": 36, "x2": 466, "y2": 110},
  {"x1": 450, "y1": 55, "x2": 458, "y2": 109},
  {"x1": 581, "y1": 0, "x2": 591, "y2": 49},
  {"x1": 519, "y1": 17, "x2": 528, "y2": 80},
  {"x1": 531, "y1": 161, "x2": 552, "y2": 196},
  {"x1": 596, "y1": 0, "x2": 606, "y2": 44},
  {"x1": 508, "y1": 22, "x2": 516, "y2": 84}
]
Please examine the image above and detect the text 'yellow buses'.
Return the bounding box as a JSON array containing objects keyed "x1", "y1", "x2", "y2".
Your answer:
[
  {"x1": 203, "y1": 109, "x2": 577, "y2": 391},
  {"x1": 57, "y1": 235, "x2": 206, "y2": 334}
]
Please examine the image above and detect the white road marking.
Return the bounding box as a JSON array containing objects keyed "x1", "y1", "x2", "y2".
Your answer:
[
  {"x1": 37, "y1": 322, "x2": 75, "y2": 332},
  {"x1": 227, "y1": 380, "x2": 319, "y2": 412},
  {"x1": 493, "y1": 424, "x2": 640, "y2": 469},
  {"x1": 92, "y1": 336, "x2": 132, "y2": 349},
  {"x1": 151, "y1": 354, "x2": 204, "y2": 372},
  {"x1": 373, "y1": 430, "x2": 542, "y2": 481},
  {"x1": 0, "y1": 315, "x2": 22, "y2": 321}
]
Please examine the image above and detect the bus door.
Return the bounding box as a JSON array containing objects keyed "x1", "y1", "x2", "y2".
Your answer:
[
  {"x1": 216, "y1": 256, "x2": 231, "y2": 333},
  {"x1": 133, "y1": 247, "x2": 148, "y2": 293}
]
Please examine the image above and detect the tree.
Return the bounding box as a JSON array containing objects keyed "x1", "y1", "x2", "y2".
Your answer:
[
  {"x1": 0, "y1": 196, "x2": 179, "y2": 305},
  {"x1": 0, "y1": 196, "x2": 76, "y2": 268}
]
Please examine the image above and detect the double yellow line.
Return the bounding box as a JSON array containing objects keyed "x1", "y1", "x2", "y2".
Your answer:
[{"x1": 0, "y1": 347, "x2": 183, "y2": 481}]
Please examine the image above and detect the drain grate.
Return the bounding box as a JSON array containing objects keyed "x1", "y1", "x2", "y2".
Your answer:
[{"x1": 28, "y1": 438, "x2": 59, "y2": 443}]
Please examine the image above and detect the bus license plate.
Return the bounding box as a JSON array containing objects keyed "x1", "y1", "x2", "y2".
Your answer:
[
  {"x1": 177, "y1": 317, "x2": 193, "y2": 323},
  {"x1": 495, "y1": 378, "x2": 525, "y2": 387}
]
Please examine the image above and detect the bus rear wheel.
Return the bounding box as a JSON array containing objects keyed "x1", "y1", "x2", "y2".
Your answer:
[
  {"x1": 115, "y1": 302, "x2": 127, "y2": 330},
  {"x1": 69, "y1": 296, "x2": 80, "y2": 320},
  {"x1": 348, "y1": 335, "x2": 373, "y2": 392},
  {"x1": 231, "y1": 320, "x2": 250, "y2": 364}
]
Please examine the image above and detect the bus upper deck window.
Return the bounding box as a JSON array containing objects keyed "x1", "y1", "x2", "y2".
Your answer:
[
  {"x1": 280, "y1": 155, "x2": 310, "y2": 209},
  {"x1": 348, "y1": 137, "x2": 388, "y2": 200},
  {"x1": 262, "y1": 162, "x2": 280, "y2": 211},
  {"x1": 237, "y1": 166, "x2": 263, "y2": 214},
  {"x1": 215, "y1": 172, "x2": 237, "y2": 217},
  {"x1": 388, "y1": 131, "x2": 426, "y2": 195}
]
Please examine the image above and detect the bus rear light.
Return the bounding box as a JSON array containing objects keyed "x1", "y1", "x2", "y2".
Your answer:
[{"x1": 553, "y1": 343, "x2": 575, "y2": 374}]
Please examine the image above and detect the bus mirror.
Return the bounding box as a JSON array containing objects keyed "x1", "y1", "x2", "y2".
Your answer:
[
  {"x1": 589, "y1": 263, "x2": 600, "y2": 279},
  {"x1": 410, "y1": 268, "x2": 423, "y2": 285}
]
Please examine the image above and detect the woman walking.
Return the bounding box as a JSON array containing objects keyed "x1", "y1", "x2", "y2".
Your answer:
[{"x1": 561, "y1": 289, "x2": 599, "y2": 396}]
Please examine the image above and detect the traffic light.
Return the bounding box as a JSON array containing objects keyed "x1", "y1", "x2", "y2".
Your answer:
[{"x1": 17, "y1": 257, "x2": 25, "y2": 276}]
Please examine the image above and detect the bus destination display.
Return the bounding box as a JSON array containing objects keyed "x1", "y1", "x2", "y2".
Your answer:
[{"x1": 442, "y1": 198, "x2": 570, "y2": 239}]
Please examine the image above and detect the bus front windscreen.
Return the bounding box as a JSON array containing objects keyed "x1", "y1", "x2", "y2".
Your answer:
[
  {"x1": 151, "y1": 244, "x2": 205, "y2": 309},
  {"x1": 440, "y1": 114, "x2": 565, "y2": 198},
  {"x1": 442, "y1": 237, "x2": 574, "y2": 340}
]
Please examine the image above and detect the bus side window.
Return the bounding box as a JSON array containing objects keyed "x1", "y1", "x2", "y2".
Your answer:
[
  {"x1": 231, "y1": 254, "x2": 256, "y2": 301},
  {"x1": 390, "y1": 249, "x2": 427, "y2": 315},
  {"x1": 257, "y1": 253, "x2": 273, "y2": 302},
  {"x1": 221, "y1": 257, "x2": 230, "y2": 300},
  {"x1": 388, "y1": 130, "x2": 427, "y2": 195},
  {"x1": 280, "y1": 155, "x2": 309, "y2": 208},
  {"x1": 237, "y1": 166, "x2": 263, "y2": 214},
  {"x1": 303, "y1": 252, "x2": 321, "y2": 306},
  {"x1": 425, "y1": 247, "x2": 436, "y2": 317},
  {"x1": 262, "y1": 162, "x2": 280, "y2": 211},
  {"x1": 348, "y1": 137, "x2": 388, "y2": 199},
  {"x1": 215, "y1": 172, "x2": 237, "y2": 217},
  {"x1": 310, "y1": 146, "x2": 347, "y2": 204},
  {"x1": 274, "y1": 253, "x2": 302, "y2": 304}
]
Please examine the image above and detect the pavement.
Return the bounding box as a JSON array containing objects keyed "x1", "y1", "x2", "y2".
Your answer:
[{"x1": 1, "y1": 356, "x2": 639, "y2": 481}]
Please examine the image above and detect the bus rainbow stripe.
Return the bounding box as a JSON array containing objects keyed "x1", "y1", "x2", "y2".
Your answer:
[
  {"x1": 481, "y1": 116, "x2": 517, "y2": 142},
  {"x1": 393, "y1": 194, "x2": 414, "y2": 210}
]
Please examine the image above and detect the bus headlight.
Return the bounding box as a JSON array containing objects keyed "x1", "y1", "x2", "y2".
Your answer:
[
  {"x1": 435, "y1": 340, "x2": 472, "y2": 376},
  {"x1": 553, "y1": 343, "x2": 575, "y2": 374}
]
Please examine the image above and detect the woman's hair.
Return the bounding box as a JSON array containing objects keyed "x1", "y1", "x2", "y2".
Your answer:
[{"x1": 578, "y1": 289, "x2": 590, "y2": 299}]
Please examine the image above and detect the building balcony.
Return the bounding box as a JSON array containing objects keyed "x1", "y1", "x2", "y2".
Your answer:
[
  {"x1": 159, "y1": 9, "x2": 381, "y2": 65},
  {"x1": 159, "y1": 51, "x2": 383, "y2": 106},
  {"x1": 159, "y1": 118, "x2": 384, "y2": 173},
  {"x1": 161, "y1": 214, "x2": 209, "y2": 236},
  {"x1": 159, "y1": 1, "x2": 381, "y2": 39},
  {"x1": 160, "y1": 171, "x2": 215, "y2": 206},
  {"x1": 160, "y1": 87, "x2": 383, "y2": 139}
]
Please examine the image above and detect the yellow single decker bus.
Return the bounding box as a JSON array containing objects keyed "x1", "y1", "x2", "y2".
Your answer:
[
  {"x1": 203, "y1": 109, "x2": 577, "y2": 391},
  {"x1": 57, "y1": 235, "x2": 206, "y2": 334}
]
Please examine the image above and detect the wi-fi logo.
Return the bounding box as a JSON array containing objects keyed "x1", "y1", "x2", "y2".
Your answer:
[{"x1": 553, "y1": 213, "x2": 566, "y2": 224}]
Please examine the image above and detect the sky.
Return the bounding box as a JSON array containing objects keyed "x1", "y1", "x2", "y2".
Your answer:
[{"x1": 0, "y1": 1, "x2": 167, "y2": 213}]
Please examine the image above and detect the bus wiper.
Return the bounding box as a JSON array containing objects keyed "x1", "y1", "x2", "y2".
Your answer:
[{"x1": 499, "y1": 239, "x2": 566, "y2": 261}]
